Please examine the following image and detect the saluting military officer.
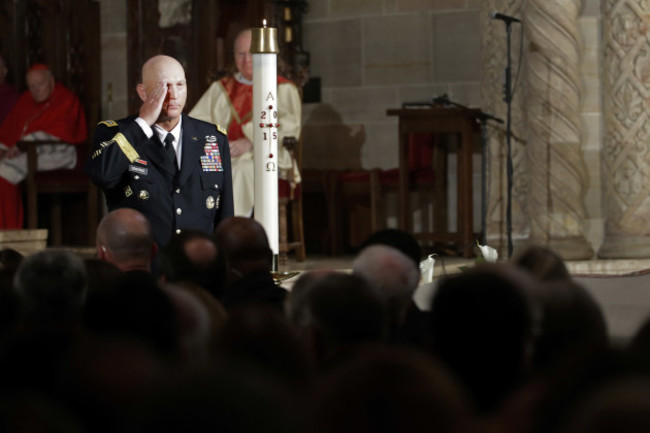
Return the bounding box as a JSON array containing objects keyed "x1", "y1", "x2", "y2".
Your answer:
[{"x1": 86, "y1": 55, "x2": 234, "y2": 249}]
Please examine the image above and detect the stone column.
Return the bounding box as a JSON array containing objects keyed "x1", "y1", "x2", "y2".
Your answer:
[
  {"x1": 599, "y1": 0, "x2": 650, "y2": 258},
  {"x1": 481, "y1": 0, "x2": 529, "y2": 254},
  {"x1": 523, "y1": 0, "x2": 594, "y2": 259}
]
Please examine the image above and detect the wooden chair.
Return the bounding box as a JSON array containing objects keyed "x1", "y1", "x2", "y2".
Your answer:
[
  {"x1": 17, "y1": 137, "x2": 100, "y2": 247},
  {"x1": 278, "y1": 136, "x2": 306, "y2": 263},
  {"x1": 331, "y1": 133, "x2": 438, "y2": 253}
]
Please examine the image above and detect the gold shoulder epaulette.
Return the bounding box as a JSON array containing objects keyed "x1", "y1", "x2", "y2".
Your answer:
[
  {"x1": 216, "y1": 124, "x2": 227, "y2": 136},
  {"x1": 98, "y1": 120, "x2": 118, "y2": 127}
]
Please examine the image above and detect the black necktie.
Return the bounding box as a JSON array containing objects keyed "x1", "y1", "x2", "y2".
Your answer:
[{"x1": 164, "y1": 133, "x2": 178, "y2": 172}]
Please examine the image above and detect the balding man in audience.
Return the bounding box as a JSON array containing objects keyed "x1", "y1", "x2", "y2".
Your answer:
[
  {"x1": 214, "y1": 216, "x2": 286, "y2": 312},
  {"x1": 352, "y1": 245, "x2": 421, "y2": 342},
  {"x1": 96, "y1": 208, "x2": 157, "y2": 274}
]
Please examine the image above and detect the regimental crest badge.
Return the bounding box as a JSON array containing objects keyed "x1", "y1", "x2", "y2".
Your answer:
[
  {"x1": 206, "y1": 196, "x2": 215, "y2": 209},
  {"x1": 124, "y1": 185, "x2": 133, "y2": 197},
  {"x1": 200, "y1": 142, "x2": 223, "y2": 172},
  {"x1": 138, "y1": 190, "x2": 150, "y2": 200}
]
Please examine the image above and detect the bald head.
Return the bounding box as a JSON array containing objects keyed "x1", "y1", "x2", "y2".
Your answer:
[
  {"x1": 96, "y1": 208, "x2": 156, "y2": 271},
  {"x1": 215, "y1": 217, "x2": 272, "y2": 275},
  {"x1": 137, "y1": 55, "x2": 187, "y2": 125}
]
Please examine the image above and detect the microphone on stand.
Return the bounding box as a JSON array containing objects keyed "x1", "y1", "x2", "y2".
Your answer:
[{"x1": 490, "y1": 11, "x2": 521, "y2": 24}]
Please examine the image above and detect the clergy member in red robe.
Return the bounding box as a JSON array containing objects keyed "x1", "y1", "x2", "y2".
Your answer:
[{"x1": 0, "y1": 64, "x2": 87, "y2": 229}]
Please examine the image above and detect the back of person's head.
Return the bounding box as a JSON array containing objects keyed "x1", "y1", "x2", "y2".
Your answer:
[
  {"x1": 84, "y1": 272, "x2": 180, "y2": 362},
  {"x1": 162, "y1": 284, "x2": 213, "y2": 367},
  {"x1": 215, "y1": 217, "x2": 272, "y2": 280},
  {"x1": 311, "y1": 345, "x2": 470, "y2": 433},
  {"x1": 0, "y1": 247, "x2": 24, "y2": 271},
  {"x1": 216, "y1": 306, "x2": 312, "y2": 392},
  {"x1": 285, "y1": 270, "x2": 335, "y2": 327},
  {"x1": 512, "y1": 245, "x2": 571, "y2": 282},
  {"x1": 158, "y1": 229, "x2": 220, "y2": 295},
  {"x1": 532, "y1": 279, "x2": 608, "y2": 374},
  {"x1": 301, "y1": 272, "x2": 387, "y2": 369},
  {"x1": 353, "y1": 245, "x2": 419, "y2": 330},
  {"x1": 96, "y1": 208, "x2": 156, "y2": 272},
  {"x1": 557, "y1": 377, "x2": 650, "y2": 433},
  {"x1": 360, "y1": 229, "x2": 422, "y2": 268},
  {"x1": 13, "y1": 249, "x2": 87, "y2": 329},
  {"x1": 131, "y1": 367, "x2": 302, "y2": 433},
  {"x1": 83, "y1": 258, "x2": 124, "y2": 295},
  {"x1": 0, "y1": 248, "x2": 23, "y2": 337},
  {"x1": 430, "y1": 264, "x2": 534, "y2": 415}
]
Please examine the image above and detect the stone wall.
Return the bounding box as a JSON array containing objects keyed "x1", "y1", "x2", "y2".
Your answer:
[
  {"x1": 97, "y1": 0, "x2": 617, "y2": 258},
  {"x1": 302, "y1": 0, "x2": 483, "y2": 172}
]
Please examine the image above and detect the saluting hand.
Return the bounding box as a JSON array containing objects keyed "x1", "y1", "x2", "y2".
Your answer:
[{"x1": 138, "y1": 81, "x2": 167, "y2": 126}]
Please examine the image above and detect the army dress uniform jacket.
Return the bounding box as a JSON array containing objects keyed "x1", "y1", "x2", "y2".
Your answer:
[{"x1": 85, "y1": 114, "x2": 234, "y2": 248}]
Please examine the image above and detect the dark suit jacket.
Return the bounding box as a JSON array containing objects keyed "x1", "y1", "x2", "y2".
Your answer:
[{"x1": 86, "y1": 114, "x2": 234, "y2": 248}]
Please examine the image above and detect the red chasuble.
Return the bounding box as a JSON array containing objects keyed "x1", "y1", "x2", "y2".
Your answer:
[
  {"x1": 0, "y1": 82, "x2": 87, "y2": 148},
  {"x1": 219, "y1": 75, "x2": 290, "y2": 140},
  {"x1": 0, "y1": 82, "x2": 86, "y2": 229}
]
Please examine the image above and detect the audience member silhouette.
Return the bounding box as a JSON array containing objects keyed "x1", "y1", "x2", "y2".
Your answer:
[
  {"x1": 310, "y1": 344, "x2": 470, "y2": 433},
  {"x1": 291, "y1": 271, "x2": 387, "y2": 371},
  {"x1": 512, "y1": 245, "x2": 571, "y2": 282},
  {"x1": 131, "y1": 368, "x2": 303, "y2": 433},
  {"x1": 214, "y1": 216, "x2": 286, "y2": 312},
  {"x1": 430, "y1": 264, "x2": 535, "y2": 415},
  {"x1": 216, "y1": 306, "x2": 313, "y2": 394},
  {"x1": 96, "y1": 208, "x2": 157, "y2": 274},
  {"x1": 358, "y1": 229, "x2": 432, "y2": 351},
  {"x1": 158, "y1": 229, "x2": 221, "y2": 296},
  {"x1": 360, "y1": 228, "x2": 422, "y2": 267},
  {"x1": 531, "y1": 279, "x2": 608, "y2": 375},
  {"x1": 0, "y1": 247, "x2": 22, "y2": 338},
  {"x1": 352, "y1": 245, "x2": 420, "y2": 336},
  {"x1": 0, "y1": 247, "x2": 23, "y2": 270},
  {"x1": 13, "y1": 249, "x2": 87, "y2": 332},
  {"x1": 162, "y1": 284, "x2": 214, "y2": 367},
  {"x1": 83, "y1": 269, "x2": 180, "y2": 363},
  {"x1": 557, "y1": 377, "x2": 650, "y2": 433}
]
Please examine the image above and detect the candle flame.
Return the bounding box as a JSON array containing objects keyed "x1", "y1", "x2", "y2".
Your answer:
[{"x1": 263, "y1": 19, "x2": 267, "y2": 27}]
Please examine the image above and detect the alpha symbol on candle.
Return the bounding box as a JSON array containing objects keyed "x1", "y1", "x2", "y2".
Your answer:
[{"x1": 266, "y1": 92, "x2": 275, "y2": 101}]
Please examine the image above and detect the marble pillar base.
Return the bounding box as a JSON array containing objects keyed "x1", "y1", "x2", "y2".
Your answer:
[{"x1": 599, "y1": 233, "x2": 650, "y2": 259}]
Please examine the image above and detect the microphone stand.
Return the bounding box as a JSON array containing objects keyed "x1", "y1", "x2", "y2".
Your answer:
[
  {"x1": 432, "y1": 95, "x2": 503, "y2": 247},
  {"x1": 504, "y1": 20, "x2": 515, "y2": 258}
]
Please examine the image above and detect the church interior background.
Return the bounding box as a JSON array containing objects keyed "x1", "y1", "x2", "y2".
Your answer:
[{"x1": 3, "y1": 0, "x2": 649, "y2": 262}]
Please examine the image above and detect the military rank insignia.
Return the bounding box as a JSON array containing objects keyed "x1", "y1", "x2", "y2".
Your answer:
[
  {"x1": 98, "y1": 120, "x2": 118, "y2": 127},
  {"x1": 200, "y1": 136, "x2": 223, "y2": 172}
]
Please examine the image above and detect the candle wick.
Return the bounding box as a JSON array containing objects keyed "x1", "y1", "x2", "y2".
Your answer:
[{"x1": 263, "y1": 18, "x2": 267, "y2": 27}]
